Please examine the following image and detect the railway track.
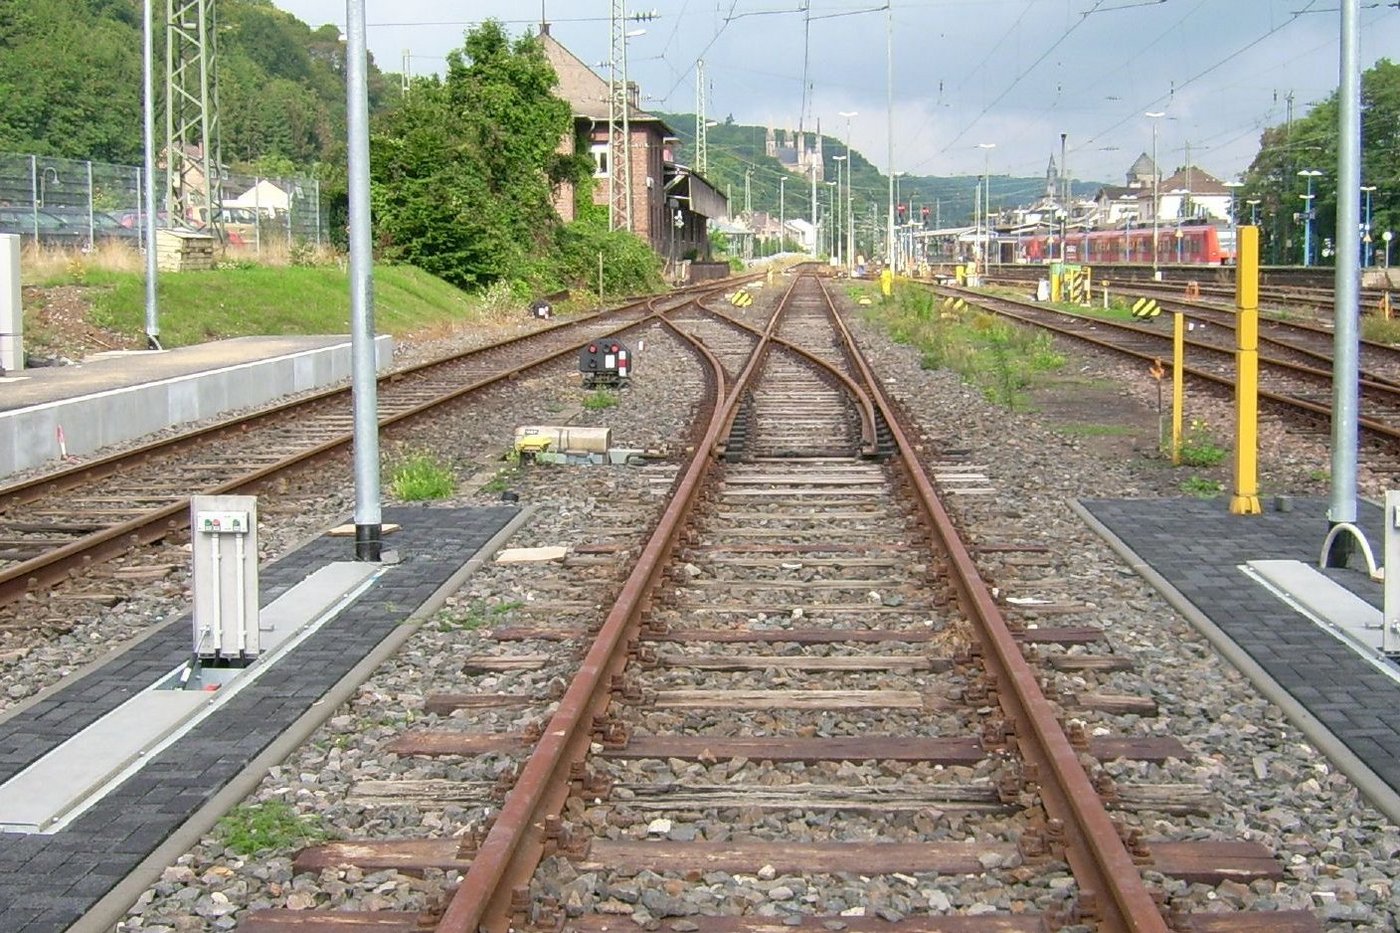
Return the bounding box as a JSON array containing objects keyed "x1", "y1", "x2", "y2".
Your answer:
[
  {"x1": 919, "y1": 281, "x2": 1400, "y2": 451},
  {"x1": 0, "y1": 278, "x2": 753, "y2": 640},
  {"x1": 237, "y1": 271, "x2": 1319, "y2": 932}
]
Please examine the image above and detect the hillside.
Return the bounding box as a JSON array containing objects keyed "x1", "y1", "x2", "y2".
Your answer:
[
  {"x1": 657, "y1": 111, "x2": 1103, "y2": 228},
  {"x1": 0, "y1": 0, "x2": 399, "y2": 170}
]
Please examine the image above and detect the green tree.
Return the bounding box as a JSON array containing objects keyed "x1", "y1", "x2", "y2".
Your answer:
[
  {"x1": 1242, "y1": 58, "x2": 1400, "y2": 265},
  {"x1": 369, "y1": 20, "x2": 583, "y2": 290}
]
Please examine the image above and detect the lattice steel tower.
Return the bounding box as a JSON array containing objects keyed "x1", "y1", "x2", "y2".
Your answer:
[
  {"x1": 607, "y1": 0, "x2": 633, "y2": 232},
  {"x1": 694, "y1": 59, "x2": 708, "y2": 176},
  {"x1": 165, "y1": 0, "x2": 223, "y2": 229}
]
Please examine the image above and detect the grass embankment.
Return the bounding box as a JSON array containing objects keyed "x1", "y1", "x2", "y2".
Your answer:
[{"x1": 20, "y1": 242, "x2": 555, "y2": 348}]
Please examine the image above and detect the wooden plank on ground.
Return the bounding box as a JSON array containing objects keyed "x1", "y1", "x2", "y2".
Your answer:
[
  {"x1": 1150, "y1": 840, "x2": 1284, "y2": 883},
  {"x1": 647, "y1": 627, "x2": 945, "y2": 644},
  {"x1": 1075, "y1": 693, "x2": 1158, "y2": 716},
  {"x1": 1089, "y1": 736, "x2": 1188, "y2": 762},
  {"x1": 293, "y1": 839, "x2": 470, "y2": 874},
  {"x1": 1049, "y1": 655, "x2": 1134, "y2": 672},
  {"x1": 345, "y1": 779, "x2": 493, "y2": 807},
  {"x1": 1017, "y1": 627, "x2": 1104, "y2": 644},
  {"x1": 239, "y1": 911, "x2": 433, "y2": 932},
  {"x1": 559, "y1": 916, "x2": 1043, "y2": 932},
  {"x1": 460, "y1": 654, "x2": 551, "y2": 673},
  {"x1": 656, "y1": 653, "x2": 935, "y2": 673},
  {"x1": 606, "y1": 735, "x2": 983, "y2": 764},
  {"x1": 386, "y1": 731, "x2": 528, "y2": 757},
  {"x1": 1182, "y1": 912, "x2": 1321, "y2": 932},
  {"x1": 580, "y1": 839, "x2": 1016, "y2": 875},
  {"x1": 424, "y1": 694, "x2": 536, "y2": 715},
  {"x1": 614, "y1": 782, "x2": 1002, "y2": 810},
  {"x1": 650, "y1": 689, "x2": 935, "y2": 711}
]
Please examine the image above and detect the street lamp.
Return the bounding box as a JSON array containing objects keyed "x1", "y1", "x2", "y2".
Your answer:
[
  {"x1": 1384, "y1": 230, "x2": 1393, "y2": 268},
  {"x1": 1146, "y1": 111, "x2": 1165, "y2": 278},
  {"x1": 778, "y1": 175, "x2": 787, "y2": 255},
  {"x1": 826, "y1": 181, "x2": 838, "y2": 258},
  {"x1": 1298, "y1": 169, "x2": 1323, "y2": 267},
  {"x1": 1361, "y1": 185, "x2": 1376, "y2": 267},
  {"x1": 977, "y1": 143, "x2": 995, "y2": 268},
  {"x1": 1246, "y1": 198, "x2": 1261, "y2": 226},
  {"x1": 840, "y1": 111, "x2": 857, "y2": 270},
  {"x1": 832, "y1": 155, "x2": 847, "y2": 264}
]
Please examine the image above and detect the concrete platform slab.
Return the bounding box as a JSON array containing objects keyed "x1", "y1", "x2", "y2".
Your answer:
[
  {"x1": 0, "y1": 504, "x2": 525, "y2": 933},
  {"x1": 0, "y1": 335, "x2": 392, "y2": 478},
  {"x1": 1077, "y1": 496, "x2": 1400, "y2": 825}
]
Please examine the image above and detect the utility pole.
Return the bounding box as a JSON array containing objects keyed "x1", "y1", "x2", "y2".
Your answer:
[
  {"x1": 694, "y1": 59, "x2": 708, "y2": 176},
  {"x1": 401, "y1": 49, "x2": 411, "y2": 96},
  {"x1": 779, "y1": 176, "x2": 786, "y2": 254},
  {"x1": 744, "y1": 168, "x2": 752, "y2": 216},
  {"x1": 885, "y1": 5, "x2": 895, "y2": 271},
  {"x1": 607, "y1": 0, "x2": 633, "y2": 232},
  {"x1": 166, "y1": 0, "x2": 222, "y2": 232}
]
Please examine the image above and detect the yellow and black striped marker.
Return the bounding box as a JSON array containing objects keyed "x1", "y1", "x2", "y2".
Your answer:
[
  {"x1": 1131, "y1": 297, "x2": 1161, "y2": 319},
  {"x1": 942, "y1": 296, "x2": 966, "y2": 313},
  {"x1": 731, "y1": 290, "x2": 753, "y2": 308}
]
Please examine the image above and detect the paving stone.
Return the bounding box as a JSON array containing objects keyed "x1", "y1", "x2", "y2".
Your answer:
[{"x1": 0, "y1": 505, "x2": 515, "y2": 932}]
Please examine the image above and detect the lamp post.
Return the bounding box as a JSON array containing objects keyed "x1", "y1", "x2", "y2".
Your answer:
[
  {"x1": 779, "y1": 175, "x2": 786, "y2": 255},
  {"x1": 1384, "y1": 230, "x2": 1393, "y2": 268},
  {"x1": 977, "y1": 143, "x2": 995, "y2": 268},
  {"x1": 1246, "y1": 198, "x2": 1261, "y2": 226},
  {"x1": 1224, "y1": 180, "x2": 1243, "y2": 239},
  {"x1": 1361, "y1": 185, "x2": 1376, "y2": 267},
  {"x1": 826, "y1": 181, "x2": 837, "y2": 258},
  {"x1": 1298, "y1": 169, "x2": 1323, "y2": 267},
  {"x1": 1146, "y1": 111, "x2": 1165, "y2": 279},
  {"x1": 840, "y1": 111, "x2": 857, "y2": 271},
  {"x1": 832, "y1": 155, "x2": 846, "y2": 264}
]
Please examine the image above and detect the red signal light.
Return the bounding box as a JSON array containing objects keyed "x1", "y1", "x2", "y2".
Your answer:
[
  {"x1": 610, "y1": 344, "x2": 620, "y2": 353},
  {"x1": 588, "y1": 344, "x2": 597, "y2": 353}
]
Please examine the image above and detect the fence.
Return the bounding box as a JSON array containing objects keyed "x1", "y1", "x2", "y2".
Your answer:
[{"x1": 0, "y1": 152, "x2": 324, "y2": 255}]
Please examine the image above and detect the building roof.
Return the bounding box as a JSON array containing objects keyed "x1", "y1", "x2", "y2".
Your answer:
[
  {"x1": 1159, "y1": 165, "x2": 1229, "y2": 195},
  {"x1": 538, "y1": 28, "x2": 668, "y2": 129},
  {"x1": 1127, "y1": 153, "x2": 1157, "y2": 179}
]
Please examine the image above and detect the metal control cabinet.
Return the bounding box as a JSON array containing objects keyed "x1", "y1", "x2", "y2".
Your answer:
[
  {"x1": 1387, "y1": 491, "x2": 1399, "y2": 656},
  {"x1": 190, "y1": 494, "x2": 259, "y2": 662}
]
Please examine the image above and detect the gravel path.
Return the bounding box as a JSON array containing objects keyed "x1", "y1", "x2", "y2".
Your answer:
[{"x1": 12, "y1": 279, "x2": 1394, "y2": 931}]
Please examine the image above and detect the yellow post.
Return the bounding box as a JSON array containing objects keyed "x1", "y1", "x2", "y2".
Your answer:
[
  {"x1": 880, "y1": 266, "x2": 893, "y2": 298},
  {"x1": 1171, "y1": 311, "x2": 1184, "y2": 465},
  {"x1": 1231, "y1": 226, "x2": 1262, "y2": 514}
]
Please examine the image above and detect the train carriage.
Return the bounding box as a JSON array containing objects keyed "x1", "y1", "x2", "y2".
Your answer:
[{"x1": 998, "y1": 222, "x2": 1233, "y2": 266}]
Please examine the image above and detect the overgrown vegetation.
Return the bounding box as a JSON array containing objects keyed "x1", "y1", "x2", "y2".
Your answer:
[
  {"x1": 388, "y1": 452, "x2": 456, "y2": 500},
  {"x1": 863, "y1": 284, "x2": 1065, "y2": 407},
  {"x1": 1181, "y1": 475, "x2": 1224, "y2": 498},
  {"x1": 436, "y1": 598, "x2": 522, "y2": 632},
  {"x1": 216, "y1": 801, "x2": 332, "y2": 856},
  {"x1": 582, "y1": 389, "x2": 621, "y2": 410},
  {"x1": 1175, "y1": 419, "x2": 1227, "y2": 467}
]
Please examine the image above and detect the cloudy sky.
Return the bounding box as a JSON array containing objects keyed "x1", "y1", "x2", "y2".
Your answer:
[{"x1": 272, "y1": 1, "x2": 1399, "y2": 187}]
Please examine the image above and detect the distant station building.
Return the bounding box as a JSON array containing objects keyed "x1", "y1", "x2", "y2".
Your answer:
[{"x1": 539, "y1": 25, "x2": 726, "y2": 276}]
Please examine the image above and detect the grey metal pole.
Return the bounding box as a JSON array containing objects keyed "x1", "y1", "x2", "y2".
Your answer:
[
  {"x1": 885, "y1": 5, "x2": 895, "y2": 271},
  {"x1": 346, "y1": 0, "x2": 382, "y2": 561},
  {"x1": 142, "y1": 0, "x2": 161, "y2": 348},
  {"x1": 1326, "y1": 0, "x2": 1361, "y2": 565}
]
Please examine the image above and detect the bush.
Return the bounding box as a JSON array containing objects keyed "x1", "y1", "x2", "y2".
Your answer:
[{"x1": 389, "y1": 452, "x2": 456, "y2": 500}]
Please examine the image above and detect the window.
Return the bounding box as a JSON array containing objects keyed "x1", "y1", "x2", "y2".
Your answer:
[{"x1": 592, "y1": 143, "x2": 610, "y2": 177}]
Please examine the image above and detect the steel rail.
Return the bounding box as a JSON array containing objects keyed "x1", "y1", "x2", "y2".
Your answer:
[
  {"x1": 923, "y1": 284, "x2": 1400, "y2": 447},
  {"x1": 0, "y1": 289, "x2": 731, "y2": 609},
  {"x1": 692, "y1": 295, "x2": 880, "y2": 457},
  {"x1": 0, "y1": 284, "x2": 743, "y2": 509},
  {"x1": 432, "y1": 288, "x2": 762, "y2": 932},
  {"x1": 817, "y1": 276, "x2": 1171, "y2": 931}
]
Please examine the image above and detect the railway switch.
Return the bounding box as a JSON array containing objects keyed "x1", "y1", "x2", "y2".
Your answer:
[{"x1": 191, "y1": 494, "x2": 260, "y2": 665}]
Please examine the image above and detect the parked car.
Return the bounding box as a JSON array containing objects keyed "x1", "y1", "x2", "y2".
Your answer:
[
  {"x1": 45, "y1": 208, "x2": 142, "y2": 248},
  {"x1": 0, "y1": 206, "x2": 85, "y2": 247},
  {"x1": 187, "y1": 204, "x2": 260, "y2": 245}
]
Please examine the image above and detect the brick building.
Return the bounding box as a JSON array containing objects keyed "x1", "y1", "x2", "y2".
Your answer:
[{"x1": 539, "y1": 26, "x2": 725, "y2": 269}]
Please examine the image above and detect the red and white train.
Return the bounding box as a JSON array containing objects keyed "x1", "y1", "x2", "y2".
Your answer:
[{"x1": 999, "y1": 222, "x2": 1235, "y2": 266}]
